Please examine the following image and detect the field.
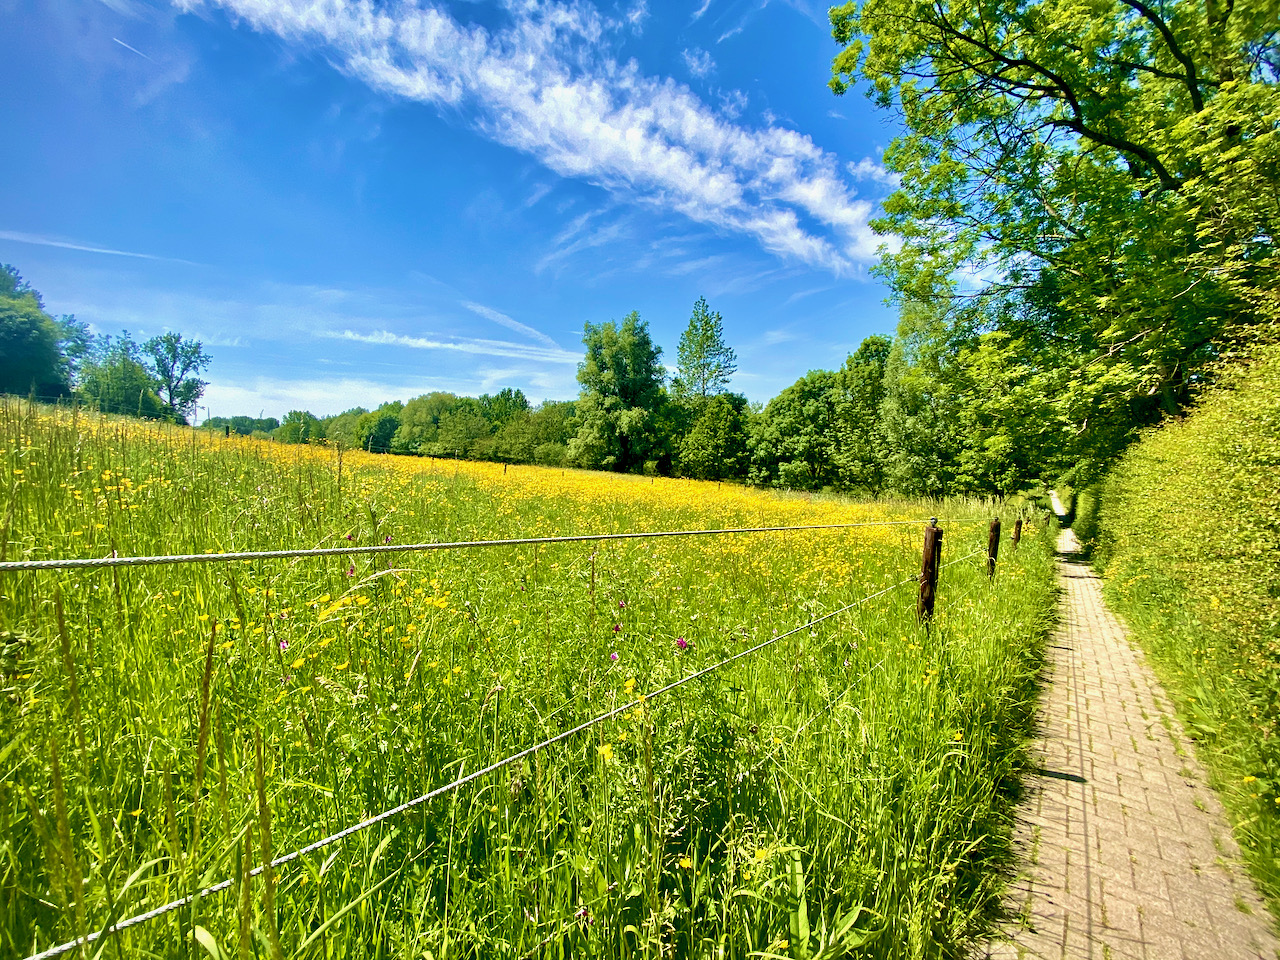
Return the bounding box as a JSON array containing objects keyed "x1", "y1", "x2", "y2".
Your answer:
[{"x1": 0, "y1": 401, "x2": 1056, "y2": 959}]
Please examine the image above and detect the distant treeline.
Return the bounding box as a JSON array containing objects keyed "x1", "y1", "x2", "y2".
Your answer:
[
  {"x1": 229, "y1": 300, "x2": 1040, "y2": 497},
  {"x1": 1, "y1": 264, "x2": 211, "y2": 423}
]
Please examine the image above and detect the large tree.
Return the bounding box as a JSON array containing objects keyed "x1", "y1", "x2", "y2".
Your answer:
[
  {"x1": 143, "y1": 332, "x2": 211, "y2": 422},
  {"x1": 78, "y1": 333, "x2": 169, "y2": 419},
  {"x1": 569, "y1": 312, "x2": 667, "y2": 472},
  {"x1": 674, "y1": 297, "x2": 737, "y2": 400},
  {"x1": 0, "y1": 265, "x2": 70, "y2": 398},
  {"x1": 831, "y1": 0, "x2": 1280, "y2": 478}
]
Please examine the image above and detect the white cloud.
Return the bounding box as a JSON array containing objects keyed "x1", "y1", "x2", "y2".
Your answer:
[
  {"x1": 202, "y1": 374, "x2": 474, "y2": 420},
  {"x1": 691, "y1": 0, "x2": 713, "y2": 21},
  {"x1": 322, "y1": 329, "x2": 579, "y2": 365},
  {"x1": 846, "y1": 158, "x2": 901, "y2": 190},
  {"x1": 682, "y1": 47, "x2": 714, "y2": 78},
  {"x1": 0, "y1": 229, "x2": 198, "y2": 264},
  {"x1": 112, "y1": 37, "x2": 155, "y2": 61},
  {"x1": 461, "y1": 300, "x2": 563, "y2": 349},
  {"x1": 175, "y1": 0, "x2": 885, "y2": 275},
  {"x1": 623, "y1": 0, "x2": 648, "y2": 32}
]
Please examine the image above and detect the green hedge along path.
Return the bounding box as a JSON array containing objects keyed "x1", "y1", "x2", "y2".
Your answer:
[{"x1": 983, "y1": 521, "x2": 1277, "y2": 958}]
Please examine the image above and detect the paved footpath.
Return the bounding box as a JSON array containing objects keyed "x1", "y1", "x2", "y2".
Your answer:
[{"x1": 981, "y1": 526, "x2": 1279, "y2": 959}]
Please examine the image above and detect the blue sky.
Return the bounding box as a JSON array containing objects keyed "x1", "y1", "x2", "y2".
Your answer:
[{"x1": 2, "y1": 0, "x2": 903, "y2": 420}]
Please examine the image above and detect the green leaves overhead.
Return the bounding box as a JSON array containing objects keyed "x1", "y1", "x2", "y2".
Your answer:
[{"x1": 831, "y1": 0, "x2": 1280, "y2": 474}]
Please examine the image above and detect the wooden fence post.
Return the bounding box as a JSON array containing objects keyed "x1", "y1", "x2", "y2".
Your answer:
[
  {"x1": 1012, "y1": 518, "x2": 1022, "y2": 550},
  {"x1": 918, "y1": 520, "x2": 943, "y2": 621},
  {"x1": 987, "y1": 517, "x2": 1002, "y2": 578}
]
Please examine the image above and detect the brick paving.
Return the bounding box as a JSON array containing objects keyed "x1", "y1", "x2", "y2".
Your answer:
[{"x1": 981, "y1": 527, "x2": 1278, "y2": 959}]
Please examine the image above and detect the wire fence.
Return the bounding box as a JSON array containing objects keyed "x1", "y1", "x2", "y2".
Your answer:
[
  {"x1": 11, "y1": 502, "x2": 1003, "y2": 960},
  {"x1": 21, "y1": 545, "x2": 991, "y2": 960},
  {"x1": 0, "y1": 518, "x2": 987, "y2": 573}
]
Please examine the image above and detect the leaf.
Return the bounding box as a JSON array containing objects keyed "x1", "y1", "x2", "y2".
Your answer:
[{"x1": 193, "y1": 925, "x2": 225, "y2": 960}]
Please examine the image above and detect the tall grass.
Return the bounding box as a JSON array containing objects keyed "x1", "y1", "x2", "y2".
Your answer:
[
  {"x1": 1083, "y1": 341, "x2": 1280, "y2": 917},
  {"x1": 0, "y1": 401, "x2": 1056, "y2": 958}
]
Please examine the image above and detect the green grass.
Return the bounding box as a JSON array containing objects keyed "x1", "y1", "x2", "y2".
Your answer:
[
  {"x1": 0, "y1": 401, "x2": 1057, "y2": 959},
  {"x1": 1084, "y1": 341, "x2": 1280, "y2": 920}
]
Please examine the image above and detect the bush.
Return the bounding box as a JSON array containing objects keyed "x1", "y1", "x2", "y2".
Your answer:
[
  {"x1": 1090, "y1": 341, "x2": 1280, "y2": 910},
  {"x1": 532, "y1": 441, "x2": 568, "y2": 467}
]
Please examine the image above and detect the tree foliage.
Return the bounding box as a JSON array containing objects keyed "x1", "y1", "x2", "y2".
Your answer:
[
  {"x1": 674, "y1": 297, "x2": 737, "y2": 400},
  {"x1": 78, "y1": 333, "x2": 169, "y2": 419},
  {"x1": 143, "y1": 333, "x2": 211, "y2": 421},
  {"x1": 0, "y1": 265, "x2": 70, "y2": 398},
  {"x1": 831, "y1": 0, "x2": 1280, "y2": 476},
  {"x1": 569, "y1": 312, "x2": 668, "y2": 472}
]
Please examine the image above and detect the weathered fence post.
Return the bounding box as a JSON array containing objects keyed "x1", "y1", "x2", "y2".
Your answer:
[
  {"x1": 918, "y1": 519, "x2": 943, "y2": 621},
  {"x1": 987, "y1": 517, "x2": 1002, "y2": 578},
  {"x1": 1012, "y1": 518, "x2": 1023, "y2": 550}
]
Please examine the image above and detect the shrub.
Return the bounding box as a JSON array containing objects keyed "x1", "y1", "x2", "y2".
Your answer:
[{"x1": 1091, "y1": 341, "x2": 1280, "y2": 909}]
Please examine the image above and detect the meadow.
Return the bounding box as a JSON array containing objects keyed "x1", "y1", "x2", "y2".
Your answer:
[{"x1": 0, "y1": 400, "x2": 1056, "y2": 959}]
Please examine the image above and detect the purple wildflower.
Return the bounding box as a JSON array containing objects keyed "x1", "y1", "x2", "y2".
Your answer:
[
  {"x1": 618, "y1": 600, "x2": 626, "y2": 609},
  {"x1": 612, "y1": 624, "x2": 621, "y2": 633},
  {"x1": 384, "y1": 535, "x2": 393, "y2": 544},
  {"x1": 675, "y1": 637, "x2": 689, "y2": 651},
  {"x1": 609, "y1": 652, "x2": 619, "y2": 662},
  {"x1": 345, "y1": 564, "x2": 355, "y2": 577},
  {"x1": 279, "y1": 639, "x2": 289, "y2": 652},
  {"x1": 345, "y1": 533, "x2": 354, "y2": 541}
]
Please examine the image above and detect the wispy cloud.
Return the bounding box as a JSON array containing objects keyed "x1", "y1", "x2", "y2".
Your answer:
[
  {"x1": 323, "y1": 329, "x2": 579, "y2": 365},
  {"x1": 202, "y1": 374, "x2": 483, "y2": 419},
  {"x1": 682, "y1": 47, "x2": 714, "y2": 78},
  {"x1": 536, "y1": 209, "x2": 633, "y2": 275},
  {"x1": 846, "y1": 158, "x2": 900, "y2": 190},
  {"x1": 691, "y1": 0, "x2": 713, "y2": 21},
  {"x1": 0, "y1": 229, "x2": 198, "y2": 264},
  {"x1": 623, "y1": 0, "x2": 648, "y2": 32},
  {"x1": 112, "y1": 37, "x2": 155, "y2": 61},
  {"x1": 461, "y1": 300, "x2": 562, "y2": 350},
  {"x1": 174, "y1": 0, "x2": 886, "y2": 274}
]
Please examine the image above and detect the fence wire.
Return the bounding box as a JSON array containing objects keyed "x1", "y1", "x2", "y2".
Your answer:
[
  {"x1": 23, "y1": 569, "x2": 929, "y2": 960},
  {"x1": 0, "y1": 518, "x2": 987, "y2": 573}
]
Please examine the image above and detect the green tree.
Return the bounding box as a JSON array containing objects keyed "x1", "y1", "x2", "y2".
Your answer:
[
  {"x1": 432, "y1": 399, "x2": 492, "y2": 459},
  {"x1": 0, "y1": 295, "x2": 67, "y2": 398},
  {"x1": 569, "y1": 312, "x2": 667, "y2": 472},
  {"x1": 322, "y1": 408, "x2": 369, "y2": 450},
  {"x1": 357, "y1": 402, "x2": 403, "y2": 454},
  {"x1": 275, "y1": 411, "x2": 322, "y2": 443},
  {"x1": 875, "y1": 305, "x2": 962, "y2": 498},
  {"x1": 477, "y1": 388, "x2": 531, "y2": 426},
  {"x1": 677, "y1": 393, "x2": 751, "y2": 481},
  {"x1": 830, "y1": 0, "x2": 1280, "y2": 472},
  {"x1": 674, "y1": 297, "x2": 737, "y2": 400},
  {"x1": 749, "y1": 370, "x2": 841, "y2": 490},
  {"x1": 143, "y1": 333, "x2": 211, "y2": 422},
  {"x1": 78, "y1": 333, "x2": 168, "y2": 419},
  {"x1": 393, "y1": 392, "x2": 460, "y2": 453},
  {"x1": 830, "y1": 336, "x2": 892, "y2": 494},
  {"x1": 55, "y1": 316, "x2": 95, "y2": 387}
]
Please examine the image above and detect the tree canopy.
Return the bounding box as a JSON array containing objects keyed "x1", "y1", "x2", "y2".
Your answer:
[
  {"x1": 831, "y1": 0, "x2": 1280, "y2": 479},
  {"x1": 0, "y1": 265, "x2": 69, "y2": 398},
  {"x1": 143, "y1": 332, "x2": 211, "y2": 421},
  {"x1": 674, "y1": 297, "x2": 737, "y2": 400},
  {"x1": 569, "y1": 312, "x2": 668, "y2": 472}
]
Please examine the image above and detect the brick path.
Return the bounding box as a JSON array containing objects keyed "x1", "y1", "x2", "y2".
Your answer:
[{"x1": 981, "y1": 527, "x2": 1278, "y2": 959}]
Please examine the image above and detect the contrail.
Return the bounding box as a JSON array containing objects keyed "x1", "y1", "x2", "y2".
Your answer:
[{"x1": 112, "y1": 37, "x2": 155, "y2": 62}]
